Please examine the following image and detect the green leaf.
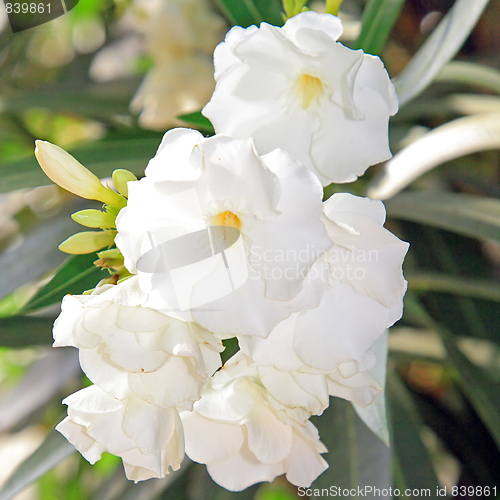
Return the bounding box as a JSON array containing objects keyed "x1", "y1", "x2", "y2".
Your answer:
[
  {"x1": 441, "y1": 333, "x2": 500, "y2": 449},
  {"x1": 311, "y1": 397, "x2": 391, "y2": 491},
  {"x1": 407, "y1": 272, "x2": 500, "y2": 303},
  {"x1": 353, "y1": 332, "x2": 390, "y2": 446},
  {"x1": 399, "y1": 225, "x2": 498, "y2": 342},
  {"x1": 368, "y1": 112, "x2": 500, "y2": 199},
  {"x1": 0, "y1": 349, "x2": 80, "y2": 433},
  {"x1": 0, "y1": 316, "x2": 55, "y2": 347},
  {"x1": 384, "y1": 192, "x2": 500, "y2": 244},
  {"x1": 0, "y1": 212, "x2": 76, "y2": 302},
  {"x1": 392, "y1": 0, "x2": 491, "y2": 105},
  {"x1": 4, "y1": 81, "x2": 137, "y2": 121},
  {"x1": 353, "y1": 0, "x2": 406, "y2": 55},
  {"x1": 0, "y1": 138, "x2": 158, "y2": 194},
  {"x1": 0, "y1": 430, "x2": 75, "y2": 500},
  {"x1": 176, "y1": 111, "x2": 215, "y2": 134},
  {"x1": 249, "y1": 0, "x2": 284, "y2": 25},
  {"x1": 214, "y1": 0, "x2": 283, "y2": 27},
  {"x1": 387, "y1": 371, "x2": 440, "y2": 493},
  {"x1": 22, "y1": 254, "x2": 108, "y2": 314},
  {"x1": 436, "y1": 61, "x2": 500, "y2": 95}
]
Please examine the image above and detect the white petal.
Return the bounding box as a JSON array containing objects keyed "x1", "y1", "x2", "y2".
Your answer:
[
  {"x1": 182, "y1": 411, "x2": 244, "y2": 463},
  {"x1": 285, "y1": 427, "x2": 329, "y2": 487},
  {"x1": 207, "y1": 441, "x2": 284, "y2": 492},
  {"x1": 122, "y1": 396, "x2": 177, "y2": 456},
  {"x1": 53, "y1": 295, "x2": 99, "y2": 348},
  {"x1": 259, "y1": 367, "x2": 329, "y2": 417},
  {"x1": 145, "y1": 128, "x2": 203, "y2": 181},
  {"x1": 78, "y1": 348, "x2": 130, "y2": 400},
  {"x1": 324, "y1": 193, "x2": 386, "y2": 225},
  {"x1": 63, "y1": 385, "x2": 123, "y2": 413},
  {"x1": 238, "y1": 314, "x2": 303, "y2": 371},
  {"x1": 56, "y1": 417, "x2": 104, "y2": 464},
  {"x1": 192, "y1": 278, "x2": 293, "y2": 339},
  {"x1": 201, "y1": 135, "x2": 280, "y2": 219},
  {"x1": 323, "y1": 197, "x2": 409, "y2": 308},
  {"x1": 213, "y1": 25, "x2": 259, "y2": 79},
  {"x1": 357, "y1": 54, "x2": 398, "y2": 116},
  {"x1": 194, "y1": 381, "x2": 255, "y2": 422},
  {"x1": 129, "y1": 355, "x2": 201, "y2": 408},
  {"x1": 282, "y1": 11, "x2": 343, "y2": 44},
  {"x1": 294, "y1": 280, "x2": 390, "y2": 371},
  {"x1": 244, "y1": 402, "x2": 292, "y2": 464},
  {"x1": 247, "y1": 149, "x2": 331, "y2": 301},
  {"x1": 115, "y1": 305, "x2": 169, "y2": 333}
]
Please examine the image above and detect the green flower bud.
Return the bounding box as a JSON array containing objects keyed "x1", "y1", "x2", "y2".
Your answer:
[
  {"x1": 94, "y1": 248, "x2": 124, "y2": 270},
  {"x1": 112, "y1": 169, "x2": 138, "y2": 198},
  {"x1": 71, "y1": 209, "x2": 116, "y2": 228},
  {"x1": 35, "y1": 140, "x2": 126, "y2": 209},
  {"x1": 59, "y1": 230, "x2": 116, "y2": 254}
]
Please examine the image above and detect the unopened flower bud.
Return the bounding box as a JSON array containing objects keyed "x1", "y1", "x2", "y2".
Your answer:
[
  {"x1": 35, "y1": 140, "x2": 126, "y2": 208},
  {"x1": 112, "y1": 169, "x2": 137, "y2": 198},
  {"x1": 71, "y1": 209, "x2": 116, "y2": 228},
  {"x1": 59, "y1": 230, "x2": 116, "y2": 254},
  {"x1": 94, "y1": 248, "x2": 124, "y2": 270}
]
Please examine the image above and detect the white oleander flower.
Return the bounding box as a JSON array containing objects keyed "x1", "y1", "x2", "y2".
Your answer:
[
  {"x1": 56, "y1": 385, "x2": 184, "y2": 481},
  {"x1": 53, "y1": 276, "x2": 223, "y2": 410},
  {"x1": 203, "y1": 11, "x2": 398, "y2": 185},
  {"x1": 128, "y1": 0, "x2": 226, "y2": 130},
  {"x1": 131, "y1": 0, "x2": 225, "y2": 59},
  {"x1": 115, "y1": 128, "x2": 331, "y2": 338},
  {"x1": 181, "y1": 353, "x2": 328, "y2": 491},
  {"x1": 130, "y1": 55, "x2": 216, "y2": 131},
  {"x1": 239, "y1": 194, "x2": 408, "y2": 412}
]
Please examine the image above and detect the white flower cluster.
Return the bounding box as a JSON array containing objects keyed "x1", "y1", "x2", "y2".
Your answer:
[{"x1": 52, "y1": 11, "x2": 408, "y2": 492}]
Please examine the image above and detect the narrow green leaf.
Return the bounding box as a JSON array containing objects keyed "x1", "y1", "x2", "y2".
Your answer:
[
  {"x1": 312, "y1": 397, "x2": 391, "y2": 492},
  {"x1": 0, "y1": 349, "x2": 80, "y2": 433},
  {"x1": 441, "y1": 333, "x2": 500, "y2": 449},
  {"x1": 400, "y1": 226, "x2": 498, "y2": 343},
  {"x1": 214, "y1": 0, "x2": 258, "y2": 26},
  {"x1": 0, "y1": 316, "x2": 55, "y2": 347},
  {"x1": 407, "y1": 272, "x2": 500, "y2": 303},
  {"x1": 384, "y1": 192, "x2": 500, "y2": 244},
  {"x1": 354, "y1": 0, "x2": 406, "y2": 55},
  {"x1": 22, "y1": 254, "x2": 108, "y2": 314},
  {"x1": 436, "y1": 61, "x2": 500, "y2": 95},
  {"x1": 395, "y1": 94, "x2": 500, "y2": 122},
  {"x1": 368, "y1": 112, "x2": 500, "y2": 199},
  {"x1": 177, "y1": 111, "x2": 215, "y2": 134},
  {"x1": 387, "y1": 371, "x2": 440, "y2": 494},
  {"x1": 0, "y1": 213, "x2": 76, "y2": 302},
  {"x1": 353, "y1": 332, "x2": 390, "y2": 446},
  {"x1": 247, "y1": 0, "x2": 283, "y2": 26},
  {"x1": 214, "y1": 0, "x2": 282, "y2": 27},
  {"x1": 0, "y1": 138, "x2": 158, "y2": 194},
  {"x1": 393, "y1": 0, "x2": 491, "y2": 105},
  {"x1": 0, "y1": 430, "x2": 75, "y2": 500},
  {"x1": 4, "y1": 81, "x2": 136, "y2": 120}
]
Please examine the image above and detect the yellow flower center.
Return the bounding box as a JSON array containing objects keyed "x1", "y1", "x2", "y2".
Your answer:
[
  {"x1": 212, "y1": 211, "x2": 242, "y2": 230},
  {"x1": 294, "y1": 74, "x2": 324, "y2": 109}
]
